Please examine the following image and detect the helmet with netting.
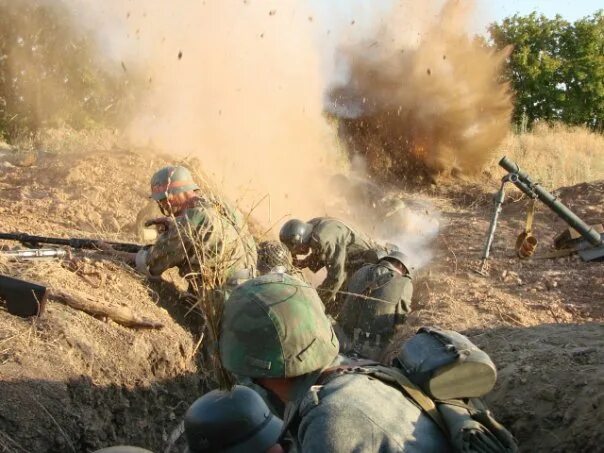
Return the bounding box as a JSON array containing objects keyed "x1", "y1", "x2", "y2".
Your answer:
[
  {"x1": 220, "y1": 274, "x2": 339, "y2": 378},
  {"x1": 150, "y1": 166, "x2": 200, "y2": 201},
  {"x1": 257, "y1": 240, "x2": 294, "y2": 274}
]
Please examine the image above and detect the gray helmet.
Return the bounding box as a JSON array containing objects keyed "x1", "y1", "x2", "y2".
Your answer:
[
  {"x1": 380, "y1": 250, "x2": 412, "y2": 274},
  {"x1": 278, "y1": 219, "x2": 312, "y2": 250},
  {"x1": 257, "y1": 240, "x2": 293, "y2": 274},
  {"x1": 184, "y1": 385, "x2": 283, "y2": 453},
  {"x1": 220, "y1": 274, "x2": 339, "y2": 378}
]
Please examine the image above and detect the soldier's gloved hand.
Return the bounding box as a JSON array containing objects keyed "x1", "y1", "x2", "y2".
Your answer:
[{"x1": 144, "y1": 217, "x2": 173, "y2": 233}]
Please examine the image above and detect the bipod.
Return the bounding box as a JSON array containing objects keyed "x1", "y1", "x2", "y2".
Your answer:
[{"x1": 474, "y1": 175, "x2": 510, "y2": 277}]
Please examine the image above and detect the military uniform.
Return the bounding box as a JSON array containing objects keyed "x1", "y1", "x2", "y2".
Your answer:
[
  {"x1": 338, "y1": 260, "x2": 412, "y2": 359},
  {"x1": 219, "y1": 274, "x2": 451, "y2": 453},
  {"x1": 285, "y1": 356, "x2": 451, "y2": 453},
  {"x1": 297, "y1": 217, "x2": 389, "y2": 304},
  {"x1": 137, "y1": 198, "x2": 257, "y2": 285}
]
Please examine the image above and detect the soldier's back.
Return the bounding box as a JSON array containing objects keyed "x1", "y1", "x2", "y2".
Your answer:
[{"x1": 296, "y1": 371, "x2": 451, "y2": 452}]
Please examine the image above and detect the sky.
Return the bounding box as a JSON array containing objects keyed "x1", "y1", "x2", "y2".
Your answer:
[{"x1": 475, "y1": 0, "x2": 603, "y2": 33}]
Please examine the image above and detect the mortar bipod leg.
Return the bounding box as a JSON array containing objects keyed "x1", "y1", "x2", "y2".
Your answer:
[{"x1": 477, "y1": 177, "x2": 509, "y2": 275}]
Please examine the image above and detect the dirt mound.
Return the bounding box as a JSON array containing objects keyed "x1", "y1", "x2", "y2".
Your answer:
[
  {"x1": 382, "y1": 177, "x2": 603, "y2": 451},
  {"x1": 0, "y1": 144, "x2": 211, "y2": 452},
  {"x1": 1, "y1": 140, "x2": 602, "y2": 451},
  {"x1": 475, "y1": 323, "x2": 604, "y2": 453}
]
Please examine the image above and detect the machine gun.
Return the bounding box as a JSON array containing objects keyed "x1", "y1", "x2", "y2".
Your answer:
[
  {"x1": 0, "y1": 232, "x2": 142, "y2": 253},
  {"x1": 478, "y1": 156, "x2": 604, "y2": 274}
]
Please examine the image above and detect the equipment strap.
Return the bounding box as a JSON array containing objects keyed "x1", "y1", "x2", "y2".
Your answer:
[{"x1": 317, "y1": 363, "x2": 449, "y2": 435}]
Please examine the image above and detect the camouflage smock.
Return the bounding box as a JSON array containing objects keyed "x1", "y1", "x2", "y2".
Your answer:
[
  {"x1": 298, "y1": 217, "x2": 388, "y2": 303},
  {"x1": 143, "y1": 198, "x2": 257, "y2": 284},
  {"x1": 337, "y1": 260, "x2": 412, "y2": 359},
  {"x1": 282, "y1": 355, "x2": 451, "y2": 452}
]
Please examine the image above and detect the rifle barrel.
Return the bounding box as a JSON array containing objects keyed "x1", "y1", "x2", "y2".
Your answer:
[{"x1": 0, "y1": 233, "x2": 142, "y2": 253}]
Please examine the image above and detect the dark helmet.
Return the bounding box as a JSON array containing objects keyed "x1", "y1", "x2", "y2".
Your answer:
[
  {"x1": 220, "y1": 274, "x2": 339, "y2": 378},
  {"x1": 257, "y1": 240, "x2": 293, "y2": 274},
  {"x1": 150, "y1": 166, "x2": 200, "y2": 201},
  {"x1": 184, "y1": 385, "x2": 283, "y2": 453},
  {"x1": 278, "y1": 219, "x2": 312, "y2": 250},
  {"x1": 380, "y1": 250, "x2": 412, "y2": 274}
]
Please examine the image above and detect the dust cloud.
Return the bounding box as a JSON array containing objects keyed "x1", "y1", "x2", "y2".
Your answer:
[
  {"x1": 84, "y1": 0, "x2": 344, "y2": 229},
  {"x1": 2, "y1": 0, "x2": 512, "y2": 269},
  {"x1": 325, "y1": 0, "x2": 514, "y2": 185}
]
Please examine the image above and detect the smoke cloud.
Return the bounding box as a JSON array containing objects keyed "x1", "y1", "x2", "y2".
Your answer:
[
  {"x1": 2, "y1": 0, "x2": 513, "y2": 269},
  {"x1": 326, "y1": 0, "x2": 513, "y2": 185}
]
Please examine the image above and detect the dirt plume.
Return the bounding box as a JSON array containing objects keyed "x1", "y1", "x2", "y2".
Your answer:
[{"x1": 326, "y1": 0, "x2": 513, "y2": 185}]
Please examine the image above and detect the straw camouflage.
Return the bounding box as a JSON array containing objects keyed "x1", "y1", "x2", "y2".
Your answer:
[{"x1": 219, "y1": 273, "x2": 339, "y2": 378}]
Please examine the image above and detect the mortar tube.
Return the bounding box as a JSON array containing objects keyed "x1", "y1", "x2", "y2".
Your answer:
[{"x1": 499, "y1": 156, "x2": 602, "y2": 246}]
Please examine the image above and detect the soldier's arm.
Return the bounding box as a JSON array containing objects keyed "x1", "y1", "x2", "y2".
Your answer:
[
  {"x1": 137, "y1": 214, "x2": 199, "y2": 277},
  {"x1": 317, "y1": 240, "x2": 347, "y2": 303},
  {"x1": 395, "y1": 277, "x2": 413, "y2": 324}
]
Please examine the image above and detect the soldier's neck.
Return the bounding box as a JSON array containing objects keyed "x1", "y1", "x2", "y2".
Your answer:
[{"x1": 256, "y1": 377, "x2": 295, "y2": 403}]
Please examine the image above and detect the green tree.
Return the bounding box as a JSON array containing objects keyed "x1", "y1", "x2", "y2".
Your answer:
[{"x1": 489, "y1": 10, "x2": 604, "y2": 131}]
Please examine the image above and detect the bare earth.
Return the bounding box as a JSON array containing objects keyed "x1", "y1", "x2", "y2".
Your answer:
[{"x1": 0, "y1": 146, "x2": 602, "y2": 452}]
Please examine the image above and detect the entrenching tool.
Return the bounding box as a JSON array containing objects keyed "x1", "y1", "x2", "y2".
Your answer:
[
  {"x1": 0, "y1": 274, "x2": 47, "y2": 317},
  {"x1": 477, "y1": 156, "x2": 604, "y2": 274}
]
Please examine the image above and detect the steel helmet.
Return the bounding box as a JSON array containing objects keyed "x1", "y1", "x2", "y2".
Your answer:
[
  {"x1": 184, "y1": 385, "x2": 282, "y2": 453},
  {"x1": 220, "y1": 274, "x2": 339, "y2": 378},
  {"x1": 257, "y1": 241, "x2": 293, "y2": 274},
  {"x1": 150, "y1": 166, "x2": 200, "y2": 201},
  {"x1": 278, "y1": 219, "x2": 312, "y2": 250},
  {"x1": 380, "y1": 250, "x2": 412, "y2": 274}
]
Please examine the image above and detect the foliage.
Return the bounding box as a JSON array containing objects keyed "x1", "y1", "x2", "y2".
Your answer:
[
  {"x1": 489, "y1": 10, "x2": 604, "y2": 131},
  {"x1": 0, "y1": 0, "x2": 142, "y2": 140}
]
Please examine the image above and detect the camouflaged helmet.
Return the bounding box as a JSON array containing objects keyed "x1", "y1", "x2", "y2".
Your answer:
[
  {"x1": 184, "y1": 385, "x2": 282, "y2": 453},
  {"x1": 220, "y1": 274, "x2": 339, "y2": 378},
  {"x1": 257, "y1": 240, "x2": 293, "y2": 274},
  {"x1": 150, "y1": 166, "x2": 200, "y2": 201},
  {"x1": 278, "y1": 219, "x2": 312, "y2": 250}
]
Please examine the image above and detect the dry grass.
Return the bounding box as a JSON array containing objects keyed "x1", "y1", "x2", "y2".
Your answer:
[{"x1": 490, "y1": 123, "x2": 604, "y2": 190}]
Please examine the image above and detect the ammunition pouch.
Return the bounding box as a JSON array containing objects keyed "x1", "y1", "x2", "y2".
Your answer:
[{"x1": 438, "y1": 399, "x2": 518, "y2": 453}]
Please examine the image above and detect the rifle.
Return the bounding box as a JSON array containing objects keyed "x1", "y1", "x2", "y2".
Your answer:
[
  {"x1": 0, "y1": 232, "x2": 142, "y2": 253},
  {"x1": 1, "y1": 248, "x2": 67, "y2": 260}
]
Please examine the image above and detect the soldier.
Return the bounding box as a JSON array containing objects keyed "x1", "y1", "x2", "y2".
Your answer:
[
  {"x1": 256, "y1": 240, "x2": 309, "y2": 283},
  {"x1": 337, "y1": 250, "x2": 413, "y2": 360},
  {"x1": 279, "y1": 217, "x2": 391, "y2": 306},
  {"x1": 184, "y1": 385, "x2": 284, "y2": 453},
  {"x1": 219, "y1": 274, "x2": 452, "y2": 452},
  {"x1": 133, "y1": 166, "x2": 257, "y2": 289}
]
